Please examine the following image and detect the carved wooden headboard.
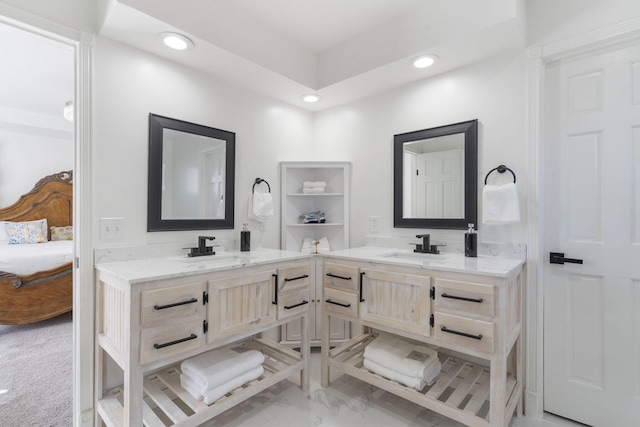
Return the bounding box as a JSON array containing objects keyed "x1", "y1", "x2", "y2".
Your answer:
[{"x1": 0, "y1": 171, "x2": 73, "y2": 238}]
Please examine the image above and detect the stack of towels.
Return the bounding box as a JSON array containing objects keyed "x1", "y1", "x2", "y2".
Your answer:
[
  {"x1": 363, "y1": 333, "x2": 441, "y2": 391},
  {"x1": 299, "y1": 211, "x2": 326, "y2": 224},
  {"x1": 302, "y1": 181, "x2": 327, "y2": 194},
  {"x1": 180, "y1": 347, "x2": 265, "y2": 405}
]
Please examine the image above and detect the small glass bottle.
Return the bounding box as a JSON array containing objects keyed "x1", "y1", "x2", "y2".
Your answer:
[
  {"x1": 240, "y1": 223, "x2": 250, "y2": 252},
  {"x1": 465, "y1": 223, "x2": 477, "y2": 257}
]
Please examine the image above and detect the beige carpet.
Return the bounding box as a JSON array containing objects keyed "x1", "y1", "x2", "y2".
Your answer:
[{"x1": 0, "y1": 312, "x2": 73, "y2": 427}]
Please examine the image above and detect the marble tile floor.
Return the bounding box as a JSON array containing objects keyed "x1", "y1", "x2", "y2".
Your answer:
[{"x1": 199, "y1": 349, "x2": 583, "y2": 427}]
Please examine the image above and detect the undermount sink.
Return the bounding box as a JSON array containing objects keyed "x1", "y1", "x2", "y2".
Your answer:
[
  {"x1": 181, "y1": 253, "x2": 258, "y2": 263},
  {"x1": 379, "y1": 251, "x2": 450, "y2": 262}
]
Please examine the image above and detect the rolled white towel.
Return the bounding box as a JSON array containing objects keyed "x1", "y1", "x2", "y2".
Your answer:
[
  {"x1": 363, "y1": 333, "x2": 439, "y2": 380},
  {"x1": 302, "y1": 187, "x2": 325, "y2": 194},
  {"x1": 180, "y1": 348, "x2": 264, "y2": 390},
  {"x1": 363, "y1": 359, "x2": 440, "y2": 390},
  {"x1": 180, "y1": 365, "x2": 264, "y2": 404},
  {"x1": 303, "y1": 181, "x2": 327, "y2": 189}
]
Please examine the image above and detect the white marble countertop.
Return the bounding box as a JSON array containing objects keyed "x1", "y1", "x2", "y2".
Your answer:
[
  {"x1": 95, "y1": 248, "x2": 313, "y2": 283},
  {"x1": 322, "y1": 246, "x2": 525, "y2": 277}
]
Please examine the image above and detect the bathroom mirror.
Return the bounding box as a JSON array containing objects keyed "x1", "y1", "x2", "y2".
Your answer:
[
  {"x1": 148, "y1": 113, "x2": 235, "y2": 231},
  {"x1": 393, "y1": 119, "x2": 477, "y2": 229}
]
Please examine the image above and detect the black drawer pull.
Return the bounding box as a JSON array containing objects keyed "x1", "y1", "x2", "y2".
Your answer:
[
  {"x1": 441, "y1": 293, "x2": 483, "y2": 303},
  {"x1": 154, "y1": 298, "x2": 198, "y2": 310},
  {"x1": 441, "y1": 326, "x2": 483, "y2": 340},
  {"x1": 153, "y1": 333, "x2": 197, "y2": 349},
  {"x1": 359, "y1": 272, "x2": 365, "y2": 302},
  {"x1": 284, "y1": 274, "x2": 309, "y2": 282},
  {"x1": 284, "y1": 300, "x2": 309, "y2": 310},
  {"x1": 325, "y1": 299, "x2": 351, "y2": 308},
  {"x1": 326, "y1": 272, "x2": 352, "y2": 281}
]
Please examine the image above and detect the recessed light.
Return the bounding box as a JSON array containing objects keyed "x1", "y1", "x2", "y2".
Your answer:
[
  {"x1": 302, "y1": 94, "x2": 321, "y2": 103},
  {"x1": 412, "y1": 55, "x2": 438, "y2": 69},
  {"x1": 159, "y1": 32, "x2": 194, "y2": 51}
]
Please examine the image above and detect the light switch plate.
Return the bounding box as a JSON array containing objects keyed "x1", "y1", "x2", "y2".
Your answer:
[{"x1": 100, "y1": 217, "x2": 124, "y2": 240}]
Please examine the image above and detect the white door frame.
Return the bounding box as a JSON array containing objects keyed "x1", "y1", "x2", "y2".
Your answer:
[
  {"x1": 526, "y1": 17, "x2": 640, "y2": 418},
  {"x1": 0, "y1": 6, "x2": 94, "y2": 427}
]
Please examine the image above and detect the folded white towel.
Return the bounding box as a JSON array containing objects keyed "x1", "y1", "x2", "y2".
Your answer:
[
  {"x1": 181, "y1": 365, "x2": 264, "y2": 405},
  {"x1": 248, "y1": 187, "x2": 274, "y2": 223},
  {"x1": 364, "y1": 333, "x2": 439, "y2": 380},
  {"x1": 363, "y1": 358, "x2": 440, "y2": 390},
  {"x1": 482, "y1": 183, "x2": 520, "y2": 225},
  {"x1": 180, "y1": 348, "x2": 265, "y2": 390},
  {"x1": 303, "y1": 181, "x2": 327, "y2": 189},
  {"x1": 302, "y1": 187, "x2": 325, "y2": 194}
]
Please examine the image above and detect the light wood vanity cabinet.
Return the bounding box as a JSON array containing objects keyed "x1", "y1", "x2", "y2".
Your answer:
[
  {"x1": 95, "y1": 257, "x2": 312, "y2": 427},
  {"x1": 321, "y1": 257, "x2": 524, "y2": 427}
]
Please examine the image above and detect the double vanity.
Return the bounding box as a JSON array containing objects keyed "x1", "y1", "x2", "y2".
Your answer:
[{"x1": 94, "y1": 246, "x2": 524, "y2": 427}]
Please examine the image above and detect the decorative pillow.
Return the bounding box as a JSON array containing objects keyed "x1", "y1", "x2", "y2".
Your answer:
[
  {"x1": 50, "y1": 225, "x2": 73, "y2": 241},
  {"x1": 4, "y1": 219, "x2": 48, "y2": 244}
]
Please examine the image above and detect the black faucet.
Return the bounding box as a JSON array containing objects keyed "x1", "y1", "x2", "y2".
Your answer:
[
  {"x1": 412, "y1": 234, "x2": 443, "y2": 254},
  {"x1": 187, "y1": 236, "x2": 216, "y2": 257}
]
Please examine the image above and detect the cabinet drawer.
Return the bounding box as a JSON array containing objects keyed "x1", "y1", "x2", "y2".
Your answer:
[
  {"x1": 324, "y1": 288, "x2": 358, "y2": 318},
  {"x1": 141, "y1": 282, "x2": 205, "y2": 327},
  {"x1": 277, "y1": 264, "x2": 311, "y2": 295},
  {"x1": 278, "y1": 288, "x2": 310, "y2": 319},
  {"x1": 434, "y1": 312, "x2": 494, "y2": 354},
  {"x1": 434, "y1": 279, "x2": 494, "y2": 319},
  {"x1": 140, "y1": 318, "x2": 204, "y2": 365},
  {"x1": 324, "y1": 262, "x2": 359, "y2": 292}
]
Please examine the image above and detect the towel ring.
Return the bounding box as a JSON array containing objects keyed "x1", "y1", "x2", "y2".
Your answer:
[
  {"x1": 484, "y1": 165, "x2": 516, "y2": 185},
  {"x1": 252, "y1": 178, "x2": 271, "y2": 193}
]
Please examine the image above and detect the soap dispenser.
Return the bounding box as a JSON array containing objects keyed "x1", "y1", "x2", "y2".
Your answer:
[
  {"x1": 465, "y1": 223, "x2": 477, "y2": 257},
  {"x1": 240, "y1": 223, "x2": 250, "y2": 252}
]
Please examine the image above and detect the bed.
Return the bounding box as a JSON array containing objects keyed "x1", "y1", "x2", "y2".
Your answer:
[{"x1": 0, "y1": 171, "x2": 73, "y2": 325}]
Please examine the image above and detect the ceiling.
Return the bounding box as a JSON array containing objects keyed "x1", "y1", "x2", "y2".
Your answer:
[
  {"x1": 0, "y1": 22, "x2": 74, "y2": 138},
  {"x1": 100, "y1": 0, "x2": 526, "y2": 111}
]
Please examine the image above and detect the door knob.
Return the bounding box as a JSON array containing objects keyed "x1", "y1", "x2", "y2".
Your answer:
[{"x1": 550, "y1": 252, "x2": 583, "y2": 265}]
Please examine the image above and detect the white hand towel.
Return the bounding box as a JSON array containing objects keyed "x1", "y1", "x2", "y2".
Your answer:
[
  {"x1": 248, "y1": 188, "x2": 274, "y2": 222},
  {"x1": 364, "y1": 359, "x2": 426, "y2": 390},
  {"x1": 302, "y1": 187, "x2": 325, "y2": 194},
  {"x1": 482, "y1": 183, "x2": 520, "y2": 224},
  {"x1": 180, "y1": 366, "x2": 264, "y2": 404},
  {"x1": 303, "y1": 181, "x2": 327, "y2": 189},
  {"x1": 363, "y1": 333, "x2": 439, "y2": 380},
  {"x1": 180, "y1": 348, "x2": 264, "y2": 390}
]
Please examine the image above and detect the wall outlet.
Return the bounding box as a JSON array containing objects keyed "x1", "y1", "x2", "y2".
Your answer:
[
  {"x1": 368, "y1": 216, "x2": 379, "y2": 233},
  {"x1": 100, "y1": 217, "x2": 124, "y2": 240}
]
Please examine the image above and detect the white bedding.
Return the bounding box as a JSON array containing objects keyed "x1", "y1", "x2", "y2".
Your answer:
[{"x1": 0, "y1": 240, "x2": 73, "y2": 276}]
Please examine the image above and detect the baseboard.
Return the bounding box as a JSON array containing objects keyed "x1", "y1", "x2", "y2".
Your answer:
[
  {"x1": 525, "y1": 389, "x2": 543, "y2": 419},
  {"x1": 77, "y1": 408, "x2": 94, "y2": 427}
]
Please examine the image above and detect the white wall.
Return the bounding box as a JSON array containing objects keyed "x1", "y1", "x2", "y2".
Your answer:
[
  {"x1": 93, "y1": 37, "x2": 315, "y2": 249},
  {"x1": 314, "y1": 51, "x2": 528, "y2": 247},
  {"x1": 0, "y1": 127, "x2": 73, "y2": 205}
]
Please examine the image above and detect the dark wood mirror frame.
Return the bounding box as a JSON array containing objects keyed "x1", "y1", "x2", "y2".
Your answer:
[
  {"x1": 393, "y1": 119, "x2": 478, "y2": 230},
  {"x1": 147, "y1": 113, "x2": 235, "y2": 231}
]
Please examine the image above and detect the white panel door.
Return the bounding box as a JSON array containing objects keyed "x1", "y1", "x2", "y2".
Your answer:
[
  {"x1": 543, "y1": 43, "x2": 640, "y2": 426},
  {"x1": 417, "y1": 149, "x2": 463, "y2": 218}
]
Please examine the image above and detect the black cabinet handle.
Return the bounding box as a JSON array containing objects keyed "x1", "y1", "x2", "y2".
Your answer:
[
  {"x1": 284, "y1": 274, "x2": 309, "y2": 282},
  {"x1": 153, "y1": 333, "x2": 197, "y2": 349},
  {"x1": 284, "y1": 300, "x2": 309, "y2": 310},
  {"x1": 441, "y1": 326, "x2": 483, "y2": 340},
  {"x1": 325, "y1": 299, "x2": 351, "y2": 308},
  {"x1": 441, "y1": 293, "x2": 483, "y2": 303},
  {"x1": 153, "y1": 298, "x2": 198, "y2": 310},
  {"x1": 359, "y1": 272, "x2": 365, "y2": 302},
  {"x1": 326, "y1": 272, "x2": 352, "y2": 281},
  {"x1": 272, "y1": 273, "x2": 278, "y2": 305}
]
